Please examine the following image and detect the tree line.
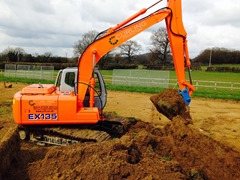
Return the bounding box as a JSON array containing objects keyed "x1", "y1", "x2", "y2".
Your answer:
[
  {"x1": 193, "y1": 47, "x2": 240, "y2": 65},
  {"x1": 0, "y1": 47, "x2": 70, "y2": 63}
]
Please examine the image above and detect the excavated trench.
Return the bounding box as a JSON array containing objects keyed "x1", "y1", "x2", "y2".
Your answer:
[
  {"x1": 0, "y1": 125, "x2": 19, "y2": 179},
  {"x1": 1, "y1": 89, "x2": 240, "y2": 179}
]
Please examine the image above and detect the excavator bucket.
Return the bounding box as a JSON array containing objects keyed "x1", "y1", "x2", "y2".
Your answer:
[{"x1": 150, "y1": 89, "x2": 192, "y2": 124}]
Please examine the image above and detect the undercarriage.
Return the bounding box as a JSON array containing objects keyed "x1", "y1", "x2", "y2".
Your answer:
[{"x1": 18, "y1": 113, "x2": 137, "y2": 146}]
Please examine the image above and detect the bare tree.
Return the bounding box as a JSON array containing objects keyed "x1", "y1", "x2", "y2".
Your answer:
[
  {"x1": 149, "y1": 27, "x2": 170, "y2": 67},
  {"x1": 2, "y1": 47, "x2": 26, "y2": 62},
  {"x1": 119, "y1": 40, "x2": 142, "y2": 62},
  {"x1": 73, "y1": 30, "x2": 116, "y2": 68},
  {"x1": 73, "y1": 30, "x2": 99, "y2": 57}
]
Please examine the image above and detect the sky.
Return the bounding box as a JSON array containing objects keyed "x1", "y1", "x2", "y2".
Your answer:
[{"x1": 0, "y1": 0, "x2": 240, "y2": 59}]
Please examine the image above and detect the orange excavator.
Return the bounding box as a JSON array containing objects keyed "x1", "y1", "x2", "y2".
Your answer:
[{"x1": 13, "y1": 0, "x2": 195, "y2": 145}]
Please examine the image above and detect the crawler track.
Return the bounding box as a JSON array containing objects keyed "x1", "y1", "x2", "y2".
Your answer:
[{"x1": 18, "y1": 112, "x2": 138, "y2": 146}]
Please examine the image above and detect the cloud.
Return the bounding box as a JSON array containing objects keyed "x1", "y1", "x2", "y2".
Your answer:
[
  {"x1": 203, "y1": 3, "x2": 240, "y2": 27},
  {"x1": 0, "y1": 0, "x2": 239, "y2": 58}
]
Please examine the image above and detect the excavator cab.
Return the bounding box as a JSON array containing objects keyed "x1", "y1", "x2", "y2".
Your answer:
[
  {"x1": 55, "y1": 68, "x2": 75, "y2": 92},
  {"x1": 55, "y1": 67, "x2": 107, "y2": 111}
]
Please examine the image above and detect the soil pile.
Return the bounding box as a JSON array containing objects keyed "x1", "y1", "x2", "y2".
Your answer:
[{"x1": 27, "y1": 117, "x2": 240, "y2": 180}]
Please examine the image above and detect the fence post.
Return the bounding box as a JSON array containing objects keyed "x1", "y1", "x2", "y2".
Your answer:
[{"x1": 41, "y1": 66, "x2": 43, "y2": 79}]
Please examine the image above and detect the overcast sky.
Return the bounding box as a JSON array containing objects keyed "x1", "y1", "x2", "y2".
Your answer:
[{"x1": 0, "y1": 0, "x2": 240, "y2": 58}]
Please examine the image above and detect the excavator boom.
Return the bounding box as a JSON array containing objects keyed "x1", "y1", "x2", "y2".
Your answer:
[{"x1": 77, "y1": 0, "x2": 195, "y2": 108}]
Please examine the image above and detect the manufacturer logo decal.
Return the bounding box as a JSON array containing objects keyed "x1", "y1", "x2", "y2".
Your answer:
[
  {"x1": 109, "y1": 36, "x2": 118, "y2": 45},
  {"x1": 29, "y1": 100, "x2": 35, "y2": 106}
]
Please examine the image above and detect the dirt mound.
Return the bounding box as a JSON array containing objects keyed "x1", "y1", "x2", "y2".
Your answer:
[
  {"x1": 27, "y1": 117, "x2": 240, "y2": 180},
  {"x1": 150, "y1": 89, "x2": 192, "y2": 124},
  {"x1": 27, "y1": 120, "x2": 186, "y2": 180}
]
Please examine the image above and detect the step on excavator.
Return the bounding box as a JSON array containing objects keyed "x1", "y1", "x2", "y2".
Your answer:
[{"x1": 13, "y1": 0, "x2": 195, "y2": 146}]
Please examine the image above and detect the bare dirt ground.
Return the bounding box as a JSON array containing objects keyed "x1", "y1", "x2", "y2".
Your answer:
[{"x1": 1, "y1": 83, "x2": 240, "y2": 179}]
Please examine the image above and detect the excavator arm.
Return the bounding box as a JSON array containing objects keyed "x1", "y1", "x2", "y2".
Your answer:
[{"x1": 77, "y1": 0, "x2": 195, "y2": 108}]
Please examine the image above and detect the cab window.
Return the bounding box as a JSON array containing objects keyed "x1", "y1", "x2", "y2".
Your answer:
[{"x1": 65, "y1": 72, "x2": 75, "y2": 87}]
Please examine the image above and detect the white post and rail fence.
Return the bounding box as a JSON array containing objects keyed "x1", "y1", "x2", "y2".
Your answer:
[
  {"x1": 107, "y1": 69, "x2": 240, "y2": 91},
  {"x1": 3, "y1": 64, "x2": 54, "y2": 81}
]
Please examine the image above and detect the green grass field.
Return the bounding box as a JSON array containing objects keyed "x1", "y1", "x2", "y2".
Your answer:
[{"x1": 1, "y1": 69, "x2": 239, "y2": 101}]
